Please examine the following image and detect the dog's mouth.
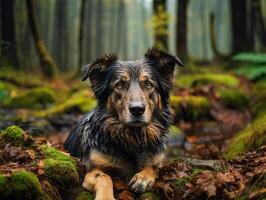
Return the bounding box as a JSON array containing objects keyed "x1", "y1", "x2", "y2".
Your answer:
[{"x1": 127, "y1": 119, "x2": 148, "y2": 127}]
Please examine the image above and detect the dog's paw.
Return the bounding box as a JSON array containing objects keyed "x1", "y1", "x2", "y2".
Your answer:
[{"x1": 128, "y1": 173, "x2": 155, "y2": 193}]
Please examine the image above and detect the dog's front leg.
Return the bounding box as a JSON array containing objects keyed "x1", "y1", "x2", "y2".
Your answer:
[
  {"x1": 129, "y1": 166, "x2": 157, "y2": 193},
  {"x1": 83, "y1": 168, "x2": 115, "y2": 200}
]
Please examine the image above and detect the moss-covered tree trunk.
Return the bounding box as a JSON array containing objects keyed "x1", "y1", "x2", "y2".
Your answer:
[
  {"x1": 153, "y1": 0, "x2": 168, "y2": 50},
  {"x1": 26, "y1": 0, "x2": 58, "y2": 78}
]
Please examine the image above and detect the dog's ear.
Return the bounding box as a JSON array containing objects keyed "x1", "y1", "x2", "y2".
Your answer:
[
  {"x1": 81, "y1": 54, "x2": 117, "y2": 97},
  {"x1": 145, "y1": 48, "x2": 183, "y2": 91}
]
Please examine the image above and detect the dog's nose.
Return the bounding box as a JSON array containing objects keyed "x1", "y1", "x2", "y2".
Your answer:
[{"x1": 129, "y1": 102, "x2": 145, "y2": 116}]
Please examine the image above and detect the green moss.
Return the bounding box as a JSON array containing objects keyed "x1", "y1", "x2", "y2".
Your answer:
[
  {"x1": 0, "y1": 174, "x2": 7, "y2": 192},
  {"x1": 0, "y1": 67, "x2": 44, "y2": 88},
  {"x1": 176, "y1": 73, "x2": 240, "y2": 88},
  {"x1": 218, "y1": 89, "x2": 249, "y2": 110},
  {"x1": 251, "y1": 83, "x2": 266, "y2": 115},
  {"x1": 40, "y1": 145, "x2": 76, "y2": 167},
  {"x1": 43, "y1": 159, "x2": 79, "y2": 188},
  {"x1": 35, "y1": 90, "x2": 96, "y2": 117},
  {"x1": 41, "y1": 145, "x2": 79, "y2": 188},
  {"x1": 74, "y1": 190, "x2": 94, "y2": 200},
  {"x1": 0, "y1": 125, "x2": 24, "y2": 141},
  {"x1": 5, "y1": 87, "x2": 56, "y2": 109},
  {"x1": 170, "y1": 95, "x2": 211, "y2": 121},
  {"x1": 138, "y1": 192, "x2": 161, "y2": 200},
  {"x1": 224, "y1": 113, "x2": 266, "y2": 159},
  {"x1": 0, "y1": 81, "x2": 9, "y2": 104},
  {"x1": 0, "y1": 171, "x2": 46, "y2": 199}
]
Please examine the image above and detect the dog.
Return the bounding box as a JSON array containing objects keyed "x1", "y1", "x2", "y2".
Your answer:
[{"x1": 64, "y1": 48, "x2": 183, "y2": 200}]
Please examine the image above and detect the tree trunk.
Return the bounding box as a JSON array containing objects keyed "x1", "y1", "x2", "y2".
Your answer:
[
  {"x1": 78, "y1": 0, "x2": 87, "y2": 67},
  {"x1": 153, "y1": 0, "x2": 168, "y2": 50},
  {"x1": 26, "y1": 0, "x2": 58, "y2": 77},
  {"x1": 176, "y1": 0, "x2": 189, "y2": 61},
  {"x1": 230, "y1": 0, "x2": 251, "y2": 54},
  {"x1": 0, "y1": 0, "x2": 18, "y2": 66}
]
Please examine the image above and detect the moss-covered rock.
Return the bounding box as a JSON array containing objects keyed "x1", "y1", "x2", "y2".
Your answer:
[
  {"x1": 0, "y1": 171, "x2": 46, "y2": 200},
  {"x1": 0, "y1": 125, "x2": 24, "y2": 141},
  {"x1": 218, "y1": 89, "x2": 249, "y2": 110},
  {"x1": 224, "y1": 113, "x2": 266, "y2": 159},
  {"x1": 170, "y1": 95, "x2": 211, "y2": 121},
  {"x1": 5, "y1": 87, "x2": 56, "y2": 109},
  {"x1": 40, "y1": 145, "x2": 76, "y2": 167},
  {"x1": 43, "y1": 158, "x2": 79, "y2": 188},
  {"x1": 35, "y1": 90, "x2": 96, "y2": 117},
  {"x1": 176, "y1": 73, "x2": 240, "y2": 88}
]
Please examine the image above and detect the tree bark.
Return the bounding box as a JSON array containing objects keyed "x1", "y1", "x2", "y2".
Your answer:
[
  {"x1": 230, "y1": 0, "x2": 251, "y2": 54},
  {"x1": 176, "y1": 0, "x2": 189, "y2": 61},
  {"x1": 0, "y1": 0, "x2": 18, "y2": 66},
  {"x1": 26, "y1": 0, "x2": 58, "y2": 78},
  {"x1": 78, "y1": 0, "x2": 87, "y2": 67},
  {"x1": 153, "y1": 0, "x2": 168, "y2": 50}
]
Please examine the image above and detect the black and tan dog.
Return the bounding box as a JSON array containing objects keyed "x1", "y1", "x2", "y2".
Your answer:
[{"x1": 64, "y1": 48, "x2": 183, "y2": 200}]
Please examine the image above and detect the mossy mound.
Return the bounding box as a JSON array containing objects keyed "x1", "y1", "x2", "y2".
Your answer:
[
  {"x1": 218, "y1": 89, "x2": 250, "y2": 110},
  {"x1": 35, "y1": 90, "x2": 96, "y2": 117},
  {"x1": 43, "y1": 158, "x2": 79, "y2": 188},
  {"x1": 5, "y1": 87, "x2": 56, "y2": 109},
  {"x1": 0, "y1": 125, "x2": 93, "y2": 200},
  {"x1": 0, "y1": 171, "x2": 46, "y2": 200},
  {"x1": 224, "y1": 113, "x2": 266, "y2": 159},
  {"x1": 0, "y1": 125, "x2": 24, "y2": 142},
  {"x1": 170, "y1": 95, "x2": 211, "y2": 121},
  {"x1": 176, "y1": 73, "x2": 240, "y2": 88}
]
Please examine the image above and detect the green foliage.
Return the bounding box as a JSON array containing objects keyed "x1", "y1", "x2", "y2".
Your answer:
[
  {"x1": 176, "y1": 73, "x2": 240, "y2": 88},
  {"x1": 0, "y1": 171, "x2": 46, "y2": 200},
  {"x1": 233, "y1": 53, "x2": 266, "y2": 81},
  {"x1": 0, "y1": 125, "x2": 24, "y2": 141},
  {"x1": 5, "y1": 87, "x2": 56, "y2": 109},
  {"x1": 224, "y1": 113, "x2": 266, "y2": 160}
]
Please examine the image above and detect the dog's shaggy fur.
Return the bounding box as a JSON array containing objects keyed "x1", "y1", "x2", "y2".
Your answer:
[{"x1": 64, "y1": 48, "x2": 183, "y2": 198}]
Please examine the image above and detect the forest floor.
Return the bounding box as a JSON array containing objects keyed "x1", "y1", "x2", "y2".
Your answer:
[{"x1": 0, "y1": 65, "x2": 266, "y2": 199}]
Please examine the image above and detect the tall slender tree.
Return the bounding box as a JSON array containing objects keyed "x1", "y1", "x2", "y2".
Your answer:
[
  {"x1": 230, "y1": 0, "x2": 250, "y2": 53},
  {"x1": 79, "y1": 0, "x2": 87, "y2": 67},
  {"x1": 26, "y1": 0, "x2": 58, "y2": 77},
  {"x1": 176, "y1": 0, "x2": 189, "y2": 61},
  {"x1": 0, "y1": 0, "x2": 18, "y2": 66}
]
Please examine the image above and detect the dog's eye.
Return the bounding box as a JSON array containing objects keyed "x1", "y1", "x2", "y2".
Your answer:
[
  {"x1": 116, "y1": 82, "x2": 124, "y2": 89},
  {"x1": 144, "y1": 81, "x2": 153, "y2": 89}
]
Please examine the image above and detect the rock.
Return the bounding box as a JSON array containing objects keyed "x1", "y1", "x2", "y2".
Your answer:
[
  {"x1": 170, "y1": 95, "x2": 211, "y2": 121},
  {"x1": 218, "y1": 88, "x2": 249, "y2": 110}
]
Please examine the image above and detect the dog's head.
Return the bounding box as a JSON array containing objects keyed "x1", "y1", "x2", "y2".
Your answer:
[{"x1": 82, "y1": 48, "x2": 183, "y2": 127}]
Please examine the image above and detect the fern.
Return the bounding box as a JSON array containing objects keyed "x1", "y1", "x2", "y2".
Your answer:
[{"x1": 233, "y1": 53, "x2": 266, "y2": 81}]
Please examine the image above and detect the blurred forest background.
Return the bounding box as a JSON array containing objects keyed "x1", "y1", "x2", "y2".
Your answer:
[
  {"x1": 1, "y1": 0, "x2": 266, "y2": 73},
  {"x1": 0, "y1": 1, "x2": 266, "y2": 199}
]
